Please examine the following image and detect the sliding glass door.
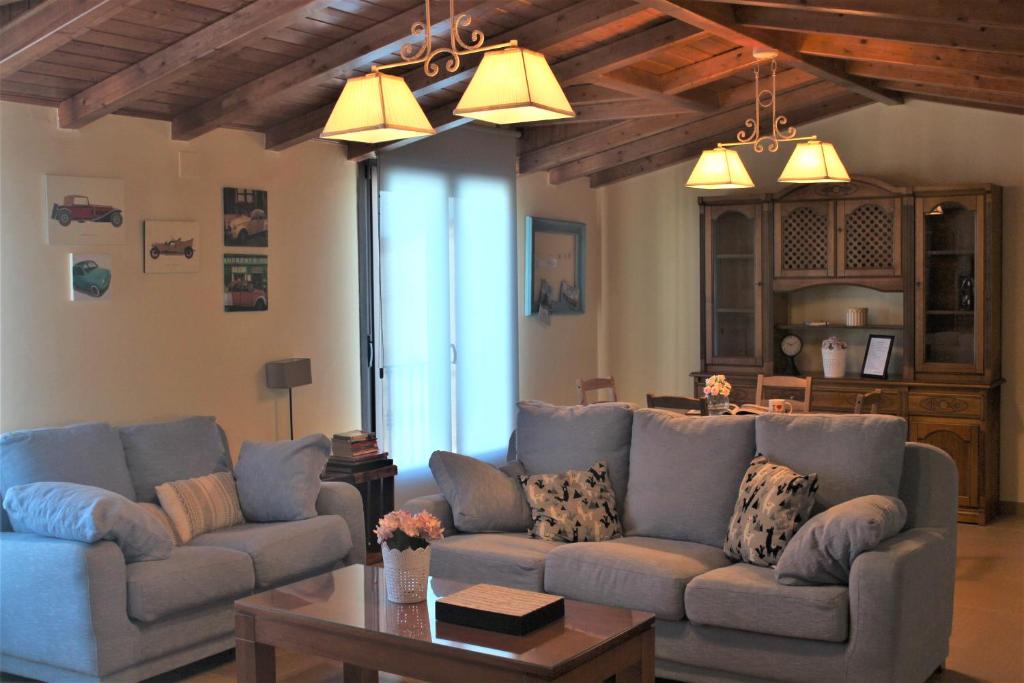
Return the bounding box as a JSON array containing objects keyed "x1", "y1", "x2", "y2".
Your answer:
[{"x1": 374, "y1": 129, "x2": 517, "y2": 474}]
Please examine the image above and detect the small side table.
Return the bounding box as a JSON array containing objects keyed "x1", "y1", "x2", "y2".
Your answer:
[{"x1": 321, "y1": 455, "x2": 396, "y2": 564}]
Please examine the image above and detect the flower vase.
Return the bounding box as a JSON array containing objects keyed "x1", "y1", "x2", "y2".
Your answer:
[
  {"x1": 822, "y1": 346, "x2": 847, "y2": 378},
  {"x1": 707, "y1": 394, "x2": 730, "y2": 415},
  {"x1": 382, "y1": 543, "x2": 431, "y2": 603}
]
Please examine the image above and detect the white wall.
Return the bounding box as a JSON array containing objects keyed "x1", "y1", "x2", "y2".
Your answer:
[
  {"x1": 0, "y1": 102, "x2": 362, "y2": 457},
  {"x1": 599, "y1": 99, "x2": 1024, "y2": 502}
]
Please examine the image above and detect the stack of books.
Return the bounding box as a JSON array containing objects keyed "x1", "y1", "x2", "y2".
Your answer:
[{"x1": 324, "y1": 430, "x2": 391, "y2": 476}]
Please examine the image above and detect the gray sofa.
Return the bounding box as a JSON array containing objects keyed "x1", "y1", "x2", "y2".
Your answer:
[
  {"x1": 404, "y1": 405, "x2": 958, "y2": 683},
  {"x1": 0, "y1": 418, "x2": 365, "y2": 683}
]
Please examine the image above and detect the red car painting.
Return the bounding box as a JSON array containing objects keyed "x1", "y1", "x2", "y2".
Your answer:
[
  {"x1": 51, "y1": 195, "x2": 123, "y2": 227},
  {"x1": 224, "y1": 280, "x2": 268, "y2": 311}
]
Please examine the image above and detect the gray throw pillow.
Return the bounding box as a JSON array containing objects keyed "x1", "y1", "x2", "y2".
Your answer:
[
  {"x1": 2, "y1": 482, "x2": 173, "y2": 562},
  {"x1": 515, "y1": 401, "x2": 634, "y2": 516},
  {"x1": 429, "y1": 451, "x2": 531, "y2": 533},
  {"x1": 119, "y1": 416, "x2": 230, "y2": 503},
  {"x1": 724, "y1": 455, "x2": 818, "y2": 567},
  {"x1": 776, "y1": 495, "x2": 908, "y2": 586},
  {"x1": 235, "y1": 434, "x2": 331, "y2": 522}
]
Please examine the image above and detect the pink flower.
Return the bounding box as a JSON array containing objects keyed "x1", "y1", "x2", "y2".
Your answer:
[
  {"x1": 416, "y1": 511, "x2": 445, "y2": 540},
  {"x1": 374, "y1": 514, "x2": 399, "y2": 543}
]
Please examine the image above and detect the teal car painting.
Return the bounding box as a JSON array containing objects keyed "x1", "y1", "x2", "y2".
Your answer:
[{"x1": 72, "y1": 259, "x2": 111, "y2": 298}]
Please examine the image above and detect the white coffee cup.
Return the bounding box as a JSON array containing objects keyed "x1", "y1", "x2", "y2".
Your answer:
[{"x1": 769, "y1": 399, "x2": 793, "y2": 414}]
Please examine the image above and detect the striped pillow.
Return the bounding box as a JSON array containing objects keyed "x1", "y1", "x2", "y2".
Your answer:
[{"x1": 155, "y1": 472, "x2": 244, "y2": 544}]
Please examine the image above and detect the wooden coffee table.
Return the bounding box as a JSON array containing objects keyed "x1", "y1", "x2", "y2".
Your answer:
[{"x1": 235, "y1": 564, "x2": 655, "y2": 683}]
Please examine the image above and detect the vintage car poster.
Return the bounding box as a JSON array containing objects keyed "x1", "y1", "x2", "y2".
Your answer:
[
  {"x1": 46, "y1": 175, "x2": 126, "y2": 246},
  {"x1": 69, "y1": 253, "x2": 113, "y2": 301},
  {"x1": 223, "y1": 187, "x2": 268, "y2": 247},
  {"x1": 144, "y1": 220, "x2": 200, "y2": 274},
  {"x1": 223, "y1": 254, "x2": 268, "y2": 312}
]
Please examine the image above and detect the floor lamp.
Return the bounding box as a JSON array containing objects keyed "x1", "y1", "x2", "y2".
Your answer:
[{"x1": 265, "y1": 358, "x2": 312, "y2": 440}]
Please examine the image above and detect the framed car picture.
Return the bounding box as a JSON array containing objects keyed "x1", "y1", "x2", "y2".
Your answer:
[
  {"x1": 144, "y1": 221, "x2": 200, "y2": 274},
  {"x1": 46, "y1": 175, "x2": 126, "y2": 246},
  {"x1": 223, "y1": 254, "x2": 268, "y2": 312},
  {"x1": 861, "y1": 334, "x2": 895, "y2": 379}
]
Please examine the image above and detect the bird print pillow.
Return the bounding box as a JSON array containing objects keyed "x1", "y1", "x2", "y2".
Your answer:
[
  {"x1": 519, "y1": 461, "x2": 622, "y2": 543},
  {"x1": 724, "y1": 454, "x2": 818, "y2": 567}
]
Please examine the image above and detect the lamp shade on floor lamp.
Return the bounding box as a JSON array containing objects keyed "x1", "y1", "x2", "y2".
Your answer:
[{"x1": 265, "y1": 358, "x2": 312, "y2": 440}]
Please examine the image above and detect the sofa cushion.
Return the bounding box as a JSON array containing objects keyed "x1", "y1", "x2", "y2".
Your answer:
[
  {"x1": 190, "y1": 516, "x2": 351, "y2": 588},
  {"x1": 126, "y1": 545, "x2": 254, "y2": 622},
  {"x1": 235, "y1": 434, "x2": 331, "y2": 522},
  {"x1": 3, "y1": 482, "x2": 173, "y2": 562},
  {"x1": 0, "y1": 422, "x2": 136, "y2": 529},
  {"x1": 544, "y1": 536, "x2": 732, "y2": 620},
  {"x1": 429, "y1": 532, "x2": 561, "y2": 591},
  {"x1": 755, "y1": 414, "x2": 906, "y2": 511},
  {"x1": 119, "y1": 416, "x2": 230, "y2": 503},
  {"x1": 776, "y1": 495, "x2": 908, "y2": 586},
  {"x1": 685, "y1": 563, "x2": 849, "y2": 642},
  {"x1": 515, "y1": 401, "x2": 633, "y2": 515},
  {"x1": 429, "y1": 450, "x2": 531, "y2": 533},
  {"x1": 624, "y1": 411, "x2": 755, "y2": 547},
  {"x1": 520, "y1": 461, "x2": 622, "y2": 543},
  {"x1": 724, "y1": 455, "x2": 818, "y2": 567},
  {"x1": 155, "y1": 472, "x2": 245, "y2": 544}
]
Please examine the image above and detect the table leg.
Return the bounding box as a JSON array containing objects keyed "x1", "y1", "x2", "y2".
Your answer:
[
  {"x1": 235, "y1": 614, "x2": 275, "y2": 683},
  {"x1": 343, "y1": 663, "x2": 379, "y2": 683},
  {"x1": 615, "y1": 629, "x2": 655, "y2": 683}
]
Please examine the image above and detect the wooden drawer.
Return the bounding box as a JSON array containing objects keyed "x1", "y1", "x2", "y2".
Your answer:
[
  {"x1": 908, "y1": 392, "x2": 983, "y2": 420},
  {"x1": 812, "y1": 388, "x2": 905, "y2": 416}
]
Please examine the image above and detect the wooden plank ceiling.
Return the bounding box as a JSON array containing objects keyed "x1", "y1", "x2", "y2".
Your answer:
[{"x1": 1, "y1": 0, "x2": 1021, "y2": 186}]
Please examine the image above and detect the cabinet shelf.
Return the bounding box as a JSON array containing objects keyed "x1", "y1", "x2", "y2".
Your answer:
[
  {"x1": 775, "y1": 323, "x2": 903, "y2": 331},
  {"x1": 925, "y1": 310, "x2": 974, "y2": 315},
  {"x1": 925, "y1": 250, "x2": 974, "y2": 256},
  {"x1": 715, "y1": 254, "x2": 754, "y2": 259},
  {"x1": 716, "y1": 308, "x2": 754, "y2": 314}
]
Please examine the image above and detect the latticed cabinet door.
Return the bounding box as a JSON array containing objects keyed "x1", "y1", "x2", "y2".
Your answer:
[
  {"x1": 774, "y1": 201, "x2": 834, "y2": 279},
  {"x1": 838, "y1": 198, "x2": 901, "y2": 278}
]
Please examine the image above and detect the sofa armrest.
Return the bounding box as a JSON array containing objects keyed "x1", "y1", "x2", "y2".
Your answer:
[
  {"x1": 317, "y1": 482, "x2": 366, "y2": 565},
  {"x1": 0, "y1": 532, "x2": 135, "y2": 677},
  {"x1": 402, "y1": 494, "x2": 457, "y2": 536},
  {"x1": 845, "y1": 527, "x2": 956, "y2": 683}
]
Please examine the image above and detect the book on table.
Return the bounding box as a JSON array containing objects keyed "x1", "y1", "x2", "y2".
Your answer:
[{"x1": 435, "y1": 583, "x2": 565, "y2": 636}]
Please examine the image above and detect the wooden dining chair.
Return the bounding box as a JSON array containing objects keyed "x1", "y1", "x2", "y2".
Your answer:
[
  {"x1": 646, "y1": 394, "x2": 708, "y2": 416},
  {"x1": 577, "y1": 377, "x2": 617, "y2": 405},
  {"x1": 854, "y1": 389, "x2": 885, "y2": 414},
  {"x1": 755, "y1": 375, "x2": 813, "y2": 413}
]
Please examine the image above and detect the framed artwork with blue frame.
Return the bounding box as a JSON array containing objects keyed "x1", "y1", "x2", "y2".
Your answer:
[{"x1": 525, "y1": 217, "x2": 585, "y2": 319}]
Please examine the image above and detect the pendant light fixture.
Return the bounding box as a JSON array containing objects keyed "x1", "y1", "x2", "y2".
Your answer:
[
  {"x1": 686, "y1": 49, "x2": 849, "y2": 189},
  {"x1": 321, "y1": 0, "x2": 574, "y2": 144}
]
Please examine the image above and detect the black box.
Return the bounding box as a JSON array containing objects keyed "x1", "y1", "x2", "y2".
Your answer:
[{"x1": 435, "y1": 584, "x2": 565, "y2": 636}]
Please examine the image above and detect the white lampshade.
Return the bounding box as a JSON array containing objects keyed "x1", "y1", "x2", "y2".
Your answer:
[
  {"x1": 454, "y1": 45, "x2": 574, "y2": 125},
  {"x1": 778, "y1": 140, "x2": 850, "y2": 183},
  {"x1": 320, "y1": 72, "x2": 434, "y2": 144},
  {"x1": 686, "y1": 148, "x2": 755, "y2": 189}
]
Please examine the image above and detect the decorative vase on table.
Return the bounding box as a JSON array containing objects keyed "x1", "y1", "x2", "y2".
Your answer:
[
  {"x1": 703, "y1": 374, "x2": 733, "y2": 415},
  {"x1": 375, "y1": 510, "x2": 444, "y2": 603},
  {"x1": 821, "y1": 336, "x2": 848, "y2": 379}
]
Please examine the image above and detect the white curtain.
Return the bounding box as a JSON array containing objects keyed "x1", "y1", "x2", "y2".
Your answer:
[{"x1": 378, "y1": 128, "x2": 517, "y2": 477}]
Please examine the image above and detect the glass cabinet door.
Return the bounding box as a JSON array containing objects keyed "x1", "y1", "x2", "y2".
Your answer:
[
  {"x1": 915, "y1": 194, "x2": 985, "y2": 374},
  {"x1": 705, "y1": 204, "x2": 762, "y2": 366}
]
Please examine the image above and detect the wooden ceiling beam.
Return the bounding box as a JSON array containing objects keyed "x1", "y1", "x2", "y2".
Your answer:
[
  {"x1": 799, "y1": 34, "x2": 1024, "y2": 80},
  {"x1": 562, "y1": 84, "x2": 634, "y2": 105},
  {"x1": 633, "y1": 0, "x2": 903, "y2": 105},
  {"x1": 172, "y1": 0, "x2": 507, "y2": 141},
  {"x1": 549, "y1": 99, "x2": 702, "y2": 123},
  {"x1": 519, "y1": 67, "x2": 814, "y2": 174},
  {"x1": 691, "y1": 1, "x2": 1024, "y2": 29},
  {"x1": 547, "y1": 79, "x2": 840, "y2": 184},
  {"x1": 264, "y1": 0, "x2": 643, "y2": 151},
  {"x1": 659, "y1": 46, "x2": 758, "y2": 94},
  {"x1": 845, "y1": 61, "x2": 1024, "y2": 95},
  {"x1": 588, "y1": 90, "x2": 869, "y2": 187},
  {"x1": 553, "y1": 20, "x2": 703, "y2": 85},
  {"x1": 589, "y1": 71, "x2": 719, "y2": 113},
  {"x1": 735, "y1": 6, "x2": 1024, "y2": 56},
  {"x1": 0, "y1": 0, "x2": 138, "y2": 79},
  {"x1": 57, "y1": 0, "x2": 331, "y2": 129},
  {"x1": 878, "y1": 81, "x2": 1024, "y2": 110}
]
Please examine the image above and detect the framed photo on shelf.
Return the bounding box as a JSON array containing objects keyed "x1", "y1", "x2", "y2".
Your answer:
[{"x1": 861, "y1": 334, "x2": 895, "y2": 379}]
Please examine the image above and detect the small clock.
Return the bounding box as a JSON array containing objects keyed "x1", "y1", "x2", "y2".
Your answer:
[{"x1": 780, "y1": 334, "x2": 803, "y2": 375}]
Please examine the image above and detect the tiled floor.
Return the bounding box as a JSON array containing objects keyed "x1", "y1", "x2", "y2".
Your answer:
[{"x1": 6, "y1": 517, "x2": 1023, "y2": 683}]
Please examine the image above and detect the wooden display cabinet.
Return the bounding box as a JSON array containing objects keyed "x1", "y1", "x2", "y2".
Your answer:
[{"x1": 696, "y1": 178, "x2": 1003, "y2": 524}]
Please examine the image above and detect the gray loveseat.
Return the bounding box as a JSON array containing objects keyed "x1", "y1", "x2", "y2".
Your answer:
[
  {"x1": 0, "y1": 417, "x2": 365, "y2": 683},
  {"x1": 404, "y1": 404, "x2": 957, "y2": 683}
]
